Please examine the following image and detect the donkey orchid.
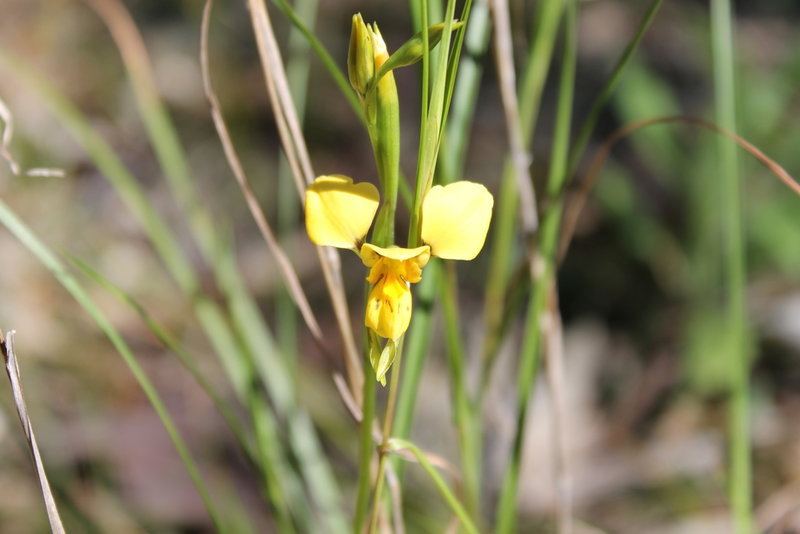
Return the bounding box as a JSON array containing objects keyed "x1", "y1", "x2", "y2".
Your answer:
[{"x1": 305, "y1": 175, "x2": 493, "y2": 343}]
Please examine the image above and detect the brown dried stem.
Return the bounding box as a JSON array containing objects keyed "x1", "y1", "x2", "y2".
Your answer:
[{"x1": 1, "y1": 331, "x2": 66, "y2": 534}]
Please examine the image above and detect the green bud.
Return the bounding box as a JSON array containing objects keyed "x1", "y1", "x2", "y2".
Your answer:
[
  {"x1": 375, "y1": 21, "x2": 465, "y2": 83},
  {"x1": 348, "y1": 13, "x2": 374, "y2": 96}
]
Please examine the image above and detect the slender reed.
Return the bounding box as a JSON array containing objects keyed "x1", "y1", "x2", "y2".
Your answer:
[
  {"x1": 710, "y1": 1, "x2": 752, "y2": 531},
  {"x1": 495, "y1": 0, "x2": 578, "y2": 531}
]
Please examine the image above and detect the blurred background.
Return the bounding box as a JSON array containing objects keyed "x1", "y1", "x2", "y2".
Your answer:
[{"x1": 1, "y1": 0, "x2": 800, "y2": 532}]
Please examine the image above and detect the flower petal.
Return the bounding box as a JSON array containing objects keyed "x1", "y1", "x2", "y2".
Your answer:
[
  {"x1": 421, "y1": 181, "x2": 494, "y2": 260},
  {"x1": 305, "y1": 175, "x2": 379, "y2": 249},
  {"x1": 360, "y1": 243, "x2": 430, "y2": 266},
  {"x1": 365, "y1": 274, "x2": 412, "y2": 340}
]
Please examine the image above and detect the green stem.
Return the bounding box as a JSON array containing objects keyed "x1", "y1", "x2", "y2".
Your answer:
[
  {"x1": 354, "y1": 341, "x2": 377, "y2": 533},
  {"x1": 566, "y1": 0, "x2": 663, "y2": 176},
  {"x1": 494, "y1": 0, "x2": 578, "y2": 530},
  {"x1": 248, "y1": 388, "x2": 302, "y2": 533},
  {"x1": 710, "y1": 1, "x2": 751, "y2": 532},
  {"x1": 408, "y1": 0, "x2": 432, "y2": 247},
  {"x1": 368, "y1": 344, "x2": 405, "y2": 532},
  {"x1": 440, "y1": 0, "x2": 491, "y2": 185},
  {"x1": 387, "y1": 438, "x2": 480, "y2": 534},
  {"x1": 481, "y1": 0, "x2": 564, "y2": 380},
  {"x1": 440, "y1": 261, "x2": 480, "y2": 520}
]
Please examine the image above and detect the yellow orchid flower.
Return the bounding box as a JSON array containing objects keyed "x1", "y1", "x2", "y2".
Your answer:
[{"x1": 306, "y1": 175, "x2": 493, "y2": 349}]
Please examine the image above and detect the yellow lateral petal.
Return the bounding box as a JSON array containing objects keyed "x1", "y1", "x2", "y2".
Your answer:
[
  {"x1": 305, "y1": 175, "x2": 379, "y2": 249},
  {"x1": 421, "y1": 181, "x2": 494, "y2": 260}
]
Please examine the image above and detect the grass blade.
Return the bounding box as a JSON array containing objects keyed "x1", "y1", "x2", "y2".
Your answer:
[
  {"x1": 566, "y1": 0, "x2": 664, "y2": 175},
  {"x1": 710, "y1": 1, "x2": 751, "y2": 530},
  {"x1": 0, "y1": 198, "x2": 228, "y2": 533},
  {"x1": 68, "y1": 256, "x2": 255, "y2": 464},
  {"x1": 481, "y1": 0, "x2": 564, "y2": 377},
  {"x1": 387, "y1": 438, "x2": 480, "y2": 534},
  {"x1": 495, "y1": 0, "x2": 578, "y2": 530}
]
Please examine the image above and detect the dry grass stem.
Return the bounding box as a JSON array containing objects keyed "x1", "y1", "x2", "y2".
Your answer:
[
  {"x1": 490, "y1": 0, "x2": 538, "y2": 233},
  {"x1": 0, "y1": 96, "x2": 64, "y2": 178},
  {"x1": 200, "y1": 0, "x2": 324, "y2": 345},
  {"x1": 0, "y1": 331, "x2": 66, "y2": 534},
  {"x1": 559, "y1": 116, "x2": 800, "y2": 261},
  {"x1": 386, "y1": 465, "x2": 406, "y2": 534},
  {"x1": 247, "y1": 0, "x2": 363, "y2": 404},
  {"x1": 544, "y1": 283, "x2": 573, "y2": 534}
]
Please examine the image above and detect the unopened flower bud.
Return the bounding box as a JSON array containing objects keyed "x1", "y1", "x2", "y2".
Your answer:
[{"x1": 348, "y1": 13, "x2": 374, "y2": 96}]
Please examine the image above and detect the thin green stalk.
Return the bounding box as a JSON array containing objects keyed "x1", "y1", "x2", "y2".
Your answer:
[
  {"x1": 368, "y1": 343, "x2": 406, "y2": 533},
  {"x1": 248, "y1": 389, "x2": 302, "y2": 533},
  {"x1": 495, "y1": 0, "x2": 578, "y2": 531},
  {"x1": 409, "y1": 0, "x2": 432, "y2": 247},
  {"x1": 218, "y1": 239, "x2": 348, "y2": 533},
  {"x1": 440, "y1": 0, "x2": 475, "y2": 152},
  {"x1": 0, "y1": 198, "x2": 228, "y2": 533},
  {"x1": 387, "y1": 438, "x2": 480, "y2": 534},
  {"x1": 354, "y1": 341, "x2": 378, "y2": 533},
  {"x1": 481, "y1": 0, "x2": 564, "y2": 379},
  {"x1": 409, "y1": 0, "x2": 459, "y2": 247},
  {"x1": 440, "y1": 261, "x2": 480, "y2": 520},
  {"x1": 440, "y1": 0, "x2": 491, "y2": 185},
  {"x1": 494, "y1": 206, "x2": 560, "y2": 534},
  {"x1": 566, "y1": 0, "x2": 663, "y2": 176},
  {"x1": 80, "y1": 258, "x2": 297, "y2": 533},
  {"x1": 710, "y1": 1, "x2": 751, "y2": 532},
  {"x1": 70, "y1": 257, "x2": 255, "y2": 464}
]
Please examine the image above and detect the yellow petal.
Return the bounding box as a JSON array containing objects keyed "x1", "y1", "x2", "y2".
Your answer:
[
  {"x1": 420, "y1": 181, "x2": 494, "y2": 260},
  {"x1": 360, "y1": 243, "x2": 430, "y2": 266},
  {"x1": 305, "y1": 175, "x2": 379, "y2": 249}
]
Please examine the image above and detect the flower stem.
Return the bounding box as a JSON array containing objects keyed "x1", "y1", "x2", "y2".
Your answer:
[
  {"x1": 354, "y1": 341, "x2": 378, "y2": 533},
  {"x1": 368, "y1": 343, "x2": 405, "y2": 532}
]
